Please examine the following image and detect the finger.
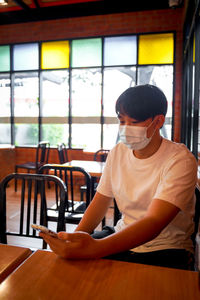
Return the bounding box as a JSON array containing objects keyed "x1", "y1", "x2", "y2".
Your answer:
[{"x1": 57, "y1": 232, "x2": 69, "y2": 240}]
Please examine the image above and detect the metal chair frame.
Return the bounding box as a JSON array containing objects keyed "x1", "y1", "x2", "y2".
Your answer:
[
  {"x1": 39, "y1": 164, "x2": 92, "y2": 225},
  {"x1": 57, "y1": 143, "x2": 69, "y2": 164},
  {"x1": 15, "y1": 141, "x2": 50, "y2": 191},
  {"x1": 0, "y1": 173, "x2": 66, "y2": 248}
]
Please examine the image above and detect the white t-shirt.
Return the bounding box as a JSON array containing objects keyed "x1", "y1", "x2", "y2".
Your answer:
[{"x1": 97, "y1": 138, "x2": 197, "y2": 253}]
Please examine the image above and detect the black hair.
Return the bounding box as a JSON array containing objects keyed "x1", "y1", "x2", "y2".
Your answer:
[{"x1": 115, "y1": 84, "x2": 168, "y2": 121}]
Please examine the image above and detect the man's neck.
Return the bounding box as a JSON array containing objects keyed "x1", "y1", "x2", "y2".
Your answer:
[{"x1": 133, "y1": 132, "x2": 163, "y2": 159}]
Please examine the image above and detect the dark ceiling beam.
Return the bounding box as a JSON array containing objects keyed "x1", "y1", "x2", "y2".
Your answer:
[
  {"x1": 13, "y1": 0, "x2": 31, "y2": 11},
  {"x1": 0, "y1": 0, "x2": 174, "y2": 25}
]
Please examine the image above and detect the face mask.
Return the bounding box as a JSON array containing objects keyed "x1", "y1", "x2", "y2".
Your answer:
[{"x1": 119, "y1": 122, "x2": 154, "y2": 150}]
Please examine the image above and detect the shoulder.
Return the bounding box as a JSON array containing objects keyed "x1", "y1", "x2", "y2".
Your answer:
[
  {"x1": 163, "y1": 139, "x2": 196, "y2": 160},
  {"x1": 109, "y1": 142, "x2": 131, "y2": 159},
  {"x1": 162, "y1": 139, "x2": 197, "y2": 171}
]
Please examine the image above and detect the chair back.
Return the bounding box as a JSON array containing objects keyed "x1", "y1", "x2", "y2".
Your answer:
[
  {"x1": 94, "y1": 149, "x2": 110, "y2": 162},
  {"x1": 39, "y1": 164, "x2": 91, "y2": 211},
  {"x1": 57, "y1": 143, "x2": 68, "y2": 164},
  {"x1": 0, "y1": 173, "x2": 66, "y2": 247},
  {"x1": 36, "y1": 141, "x2": 50, "y2": 170}
]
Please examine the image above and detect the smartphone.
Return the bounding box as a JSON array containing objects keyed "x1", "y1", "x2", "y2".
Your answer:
[{"x1": 31, "y1": 224, "x2": 58, "y2": 238}]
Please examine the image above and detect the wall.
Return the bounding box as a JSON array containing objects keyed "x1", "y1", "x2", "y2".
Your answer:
[{"x1": 0, "y1": 146, "x2": 15, "y2": 181}]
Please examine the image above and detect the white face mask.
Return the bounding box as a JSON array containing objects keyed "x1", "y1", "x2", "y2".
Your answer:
[{"x1": 119, "y1": 122, "x2": 154, "y2": 150}]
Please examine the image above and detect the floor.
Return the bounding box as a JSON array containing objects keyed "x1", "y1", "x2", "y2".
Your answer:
[{"x1": 3, "y1": 181, "x2": 114, "y2": 251}]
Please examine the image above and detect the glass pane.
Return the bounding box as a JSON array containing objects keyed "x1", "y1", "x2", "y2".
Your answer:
[
  {"x1": 0, "y1": 124, "x2": 11, "y2": 144},
  {"x1": 15, "y1": 124, "x2": 38, "y2": 146},
  {"x1": 103, "y1": 67, "x2": 136, "y2": 117},
  {"x1": 41, "y1": 70, "x2": 69, "y2": 117},
  {"x1": 103, "y1": 124, "x2": 119, "y2": 149},
  {"x1": 13, "y1": 72, "x2": 39, "y2": 117},
  {"x1": 137, "y1": 65, "x2": 173, "y2": 139},
  {"x1": 71, "y1": 38, "x2": 102, "y2": 67},
  {"x1": 104, "y1": 36, "x2": 137, "y2": 66},
  {"x1": 0, "y1": 45, "x2": 10, "y2": 72},
  {"x1": 0, "y1": 73, "x2": 10, "y2": 117},
  {"x1": 138, "y1": 33, "x2": 174, "y2": 64},
  {"x1": 13, "y1": 43, "x2": 39, "y2": 71},
  {"x1": 42, "y1": 124, "x2": 69, "y2": 147},
  {"x1": 41, "y1": 41, "x2": 69, "y2": 69},
  {"x1": 71, "y1": 124, "x2": 101, "y2": 151},
  {"x1": 71, "y1": 68, "x2": 101, "y2": 117}
]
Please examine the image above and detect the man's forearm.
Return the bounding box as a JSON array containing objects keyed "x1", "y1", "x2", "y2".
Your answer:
[
  {"x1": 93, "y1": 216, "x2": 163, "y2": 258},
  {"x1": 75, "y1": 192, "x2": 112, "y2": 233}
]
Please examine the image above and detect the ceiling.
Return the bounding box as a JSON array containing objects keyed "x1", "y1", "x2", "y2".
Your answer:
[{"x1": 0, "y1": 0, "x2": 183, "y2": 25}]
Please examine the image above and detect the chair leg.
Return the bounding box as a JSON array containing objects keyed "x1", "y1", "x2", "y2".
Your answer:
[
  {"x1": 43, "y1": 239, "x2": 47, "y2": 249},
  {"x1": 101, "y1": 217, "x2": 106, "y2": 229},
  {"x1": 80, "y1": 189, "x2": 85, "y2": 202},
  {"x1": 15, "y1": 166, "x2": 18, "y2": 192}
]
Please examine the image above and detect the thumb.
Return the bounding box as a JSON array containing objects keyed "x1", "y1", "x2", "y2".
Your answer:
[
  {"x1": 57, "y1": 231, "x2": 70, "y2": 240},
  {"x1": 58, "y1": 231, "x2": 89, "y2": 242}
]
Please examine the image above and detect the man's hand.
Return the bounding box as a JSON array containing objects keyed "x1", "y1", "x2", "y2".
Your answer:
[{"x1": 40, "y1": 231, "x2": 100, "y2": 259}]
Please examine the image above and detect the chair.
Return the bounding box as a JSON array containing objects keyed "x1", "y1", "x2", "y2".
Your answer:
[
  {"x1": 80, "y1": 149, "x2": 110, "y2": 202},
  {"x1": 57, "y1": 143, "x2": 68, "y2": 164},
  {"x1": 15, "y1": 141, "x2": 50, "y2": 191},
  {"x1": 0, "y1": 173, "x2": 67, "y2": 249},
  {"x1": 39, "y1": 164, "x2": 91, "y2": 225},
  {"x1": 94, "y1": 149, "x2": 110, "y2": 162}
]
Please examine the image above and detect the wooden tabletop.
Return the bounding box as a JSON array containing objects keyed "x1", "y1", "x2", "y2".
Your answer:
[
  {"x1": 0, "y1": 249, "x2": 199, "y2": 300},
  {"x1": 63, "y1": 160, "x2": 105, "y2": 177},
  {"x1": 0, "y1": 244, "x2": 32, "y2": 284}
]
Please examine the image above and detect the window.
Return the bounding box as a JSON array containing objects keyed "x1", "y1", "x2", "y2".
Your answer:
[
  {"x1": 0, "y1": 33, "x2": 174, "y2": 149},
  {"x1": 0, "y1": 73, "x2": 11, "y2": 144}
]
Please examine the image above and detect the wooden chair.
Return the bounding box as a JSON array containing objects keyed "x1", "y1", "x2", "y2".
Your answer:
[
  {"x1": 15, "y1": 141, "x2": 50, "y2": 191},
  {"x1": 0, "y1": 173, "x2": 67, "y2": 249},
  {"x1": 57, "y1": 143, "x2": 68, "y2": 164},
  {"x1": 39, "y1": 164, "x2": 91, "y2": 225}
]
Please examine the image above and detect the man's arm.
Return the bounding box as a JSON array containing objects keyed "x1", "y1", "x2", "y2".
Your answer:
[
  {"x1": 40, "y1": 198, "x2": 180, "y2": 259},
  {"x1": 75, "y1": 192, "x2": 113, "y2": 233}
]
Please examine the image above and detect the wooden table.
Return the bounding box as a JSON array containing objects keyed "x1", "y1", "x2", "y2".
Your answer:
[
  {"x1": 0, "y1": 249, "x2": 199, "y2": 299},
  {"x1": 0, "y1": 244, "x2": 32, "y2": 284},
  {"x1": 63, "y1": 160, "x2": 105, "y2": 177}
]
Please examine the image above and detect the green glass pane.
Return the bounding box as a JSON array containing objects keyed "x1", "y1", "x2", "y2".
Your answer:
[
  {"x1": 0, "y1": 45, "x2": 10, "y2": 72},
  {"x1": 72, "y1": 38, "x2": 102, "y2": 67}
]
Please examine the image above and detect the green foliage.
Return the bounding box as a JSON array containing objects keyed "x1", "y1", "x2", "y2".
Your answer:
[{"x1": 42, "y1": 124, "x2": 65, "y2": 146}]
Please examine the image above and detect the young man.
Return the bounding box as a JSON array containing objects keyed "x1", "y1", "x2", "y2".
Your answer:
[{"x1": 41, "y1": 84, "x2": 197, "y2": 270}]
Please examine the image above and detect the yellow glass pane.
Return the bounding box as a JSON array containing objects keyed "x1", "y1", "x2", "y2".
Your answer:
[
  {"x1": 41, "y1": 41, "x2": 69, "y2": 69},
  {"x1": 139, "y1": 33, "x2": 174, "y2": 64}
]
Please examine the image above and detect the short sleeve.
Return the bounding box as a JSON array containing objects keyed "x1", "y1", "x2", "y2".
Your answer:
[
  {"x1": 154, "y1": 152, "x2": 197, "y2": 212},
  {"x1": 96, "y1": 150, "x2": 114, "y2": 198}
]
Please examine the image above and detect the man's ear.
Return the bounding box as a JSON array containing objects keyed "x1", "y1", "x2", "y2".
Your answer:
[{"x1": 155, "y1": 115, "x2": 165, "y2": 129}]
